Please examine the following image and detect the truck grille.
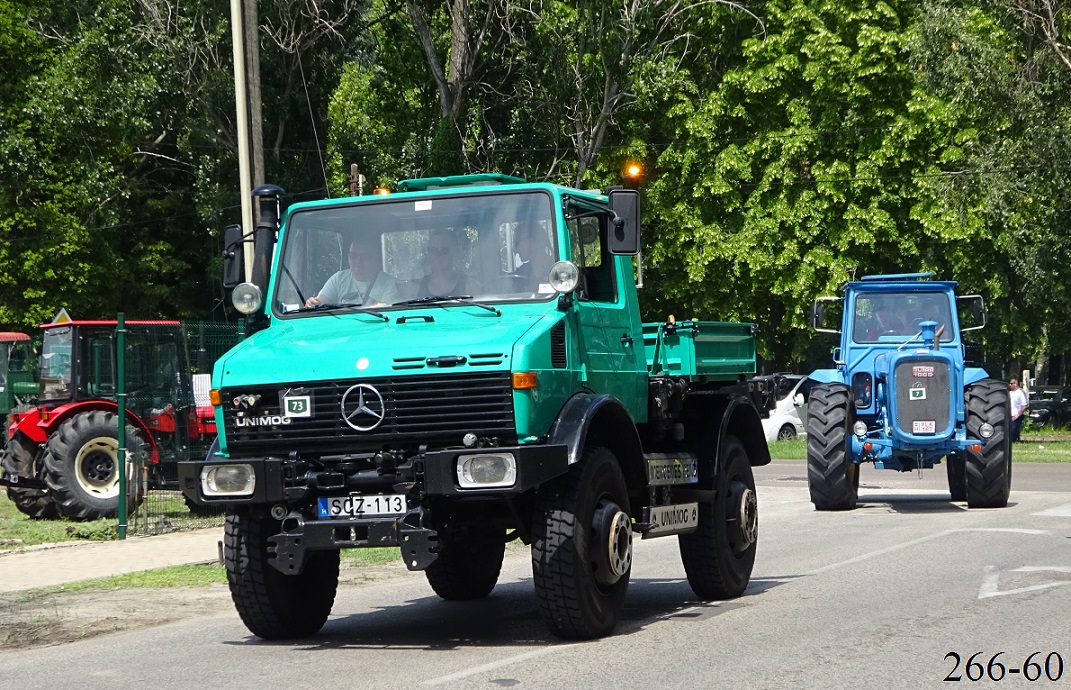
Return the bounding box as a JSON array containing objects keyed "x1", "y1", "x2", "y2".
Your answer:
[
  {"x1": 221, "y1": 372, "x2": 515, "y2": 456},
  {"x1": 893, "y1": 359, "x2": 950, "y2": 435}
]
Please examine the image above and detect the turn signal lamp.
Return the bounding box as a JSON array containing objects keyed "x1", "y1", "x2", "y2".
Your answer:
[
  {"x1": 512, "y1": 372, "x2": 538, "y2": 390},
  {"x1": 373, "y1": 187, "x2": 391, "y2": 195},
  {"x1": 209, "y1": 389, "x2": 222, "y2": 407},
  {"x1": 970, "y1": 443, "x2": 982, "y2": 452},
  {"x1": 864, "y1": 442, "x2": 873, "y2": 451}
]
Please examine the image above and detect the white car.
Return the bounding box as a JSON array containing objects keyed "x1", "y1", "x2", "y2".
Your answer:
[{"x1": 761, "y1": 375, "x2": 814, "y2": 442}]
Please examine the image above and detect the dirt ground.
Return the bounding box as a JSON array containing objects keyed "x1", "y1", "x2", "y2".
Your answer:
[{"x1": 0, "y1": 560, "x2": 411, "y2": 652}]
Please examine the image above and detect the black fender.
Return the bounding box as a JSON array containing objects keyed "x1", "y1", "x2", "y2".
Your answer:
[
  {"x1": 686, "y1": 391, "x2": 771, "y2": 483},
  {"x1": 547, "y1": 393, "x2": 646, "y2": 494}
]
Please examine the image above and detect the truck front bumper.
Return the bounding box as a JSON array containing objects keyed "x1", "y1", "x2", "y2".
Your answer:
[{"x1": 178, "y1": 443, "x2": 570, "y2": 506}]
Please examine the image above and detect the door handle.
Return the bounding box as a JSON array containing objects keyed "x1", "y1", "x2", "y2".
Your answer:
[{"x1": 621, "y1": 334, "x2": 634, "y2": 346}]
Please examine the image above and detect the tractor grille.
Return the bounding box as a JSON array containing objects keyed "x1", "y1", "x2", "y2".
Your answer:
[
  {"x1": 894, "y1": 359, "x2": 951, "y2": 435},
  {"x1": 221, "y1": 372, "x2": 515, "y2": 456}
]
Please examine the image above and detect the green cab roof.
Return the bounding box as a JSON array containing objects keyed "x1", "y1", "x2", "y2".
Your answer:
[{"x1": 397, "y1": 173, "x2": 528, "y2": 192}]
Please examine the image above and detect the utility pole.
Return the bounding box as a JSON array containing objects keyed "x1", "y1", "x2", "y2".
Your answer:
[
  {"x1": 230, "y1": 0, "x2": 254, "y2": 278},
  {"x1": 230, "y1": 0, "x2": 265, "y2": 281}
]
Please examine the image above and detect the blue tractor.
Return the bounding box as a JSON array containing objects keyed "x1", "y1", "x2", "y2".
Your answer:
[{"x1": 807, "y1": 273, "x2": 1011, "y2": 510}]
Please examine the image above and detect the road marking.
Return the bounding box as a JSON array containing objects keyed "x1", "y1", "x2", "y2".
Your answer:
[
  {"x1": 1033, "y1": 502, "x2": 1071, "y2": 517},
  {"x1": 804, "y1": 528, "x2": 1049, "y2": 577},
  {"x1": 978, "y1": 565, "x2": 1071, "y2": 599},
  {"x1": 423, "y1": 645, "x2": 580, "y2": 686}
]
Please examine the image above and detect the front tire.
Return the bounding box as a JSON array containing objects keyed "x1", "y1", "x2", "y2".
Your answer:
[
  {"x1": 2, "y1": 433, "x2": 60, "y2": 519},
  {"x1": 806, "y1": 383, "x2": 859, "y2": 510},
  {"x1": 224, "y1": 512, "x2": 340, "y2": 639},
  {"x1": 425, "y1": 524, "x2": 505, "y2": 600},
  {"x1": 678, "y1": 435, "x2": 758, "y2": 600},
  {"x1": 965, "y1": 379, "x2": 1012, "y2": 508},
  {"x1": 532, "y1": 446, "x2": 632, "y2": 640},
  {"x1": 42, "y1": 410, "x2": 147, "y2": 520}
]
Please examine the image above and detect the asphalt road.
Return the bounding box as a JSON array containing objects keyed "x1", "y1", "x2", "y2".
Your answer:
[{"x1": 3, "y1": 461, "x2": 1070, "y2": 689}]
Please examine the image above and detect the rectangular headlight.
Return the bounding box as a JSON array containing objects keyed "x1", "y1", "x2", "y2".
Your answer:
[
  {"x1": 456, "y1": 453, "x2": 517, "y2": 489},
  {"x1": 200, "y1": 464, "x2": 255, "y2": 497}
]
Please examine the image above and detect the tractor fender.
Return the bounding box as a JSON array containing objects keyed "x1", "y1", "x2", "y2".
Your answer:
[
  {"x1": 807, "y1": 368, "x2": 846, "y2": 385},
  {"x1": 12, "y1": 401, "x2": 163, "y2": 465},
  {"x1": 963, "y1": 367, "x2": 988, "y2": 387},
  {"x1": 547, "y1": 393, "x2": 646, "y2": 491}
]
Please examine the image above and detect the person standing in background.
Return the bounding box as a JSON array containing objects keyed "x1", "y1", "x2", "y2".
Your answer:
[{"x1": 1009, "y1": 378, "x2": 1029, "y2": 442}]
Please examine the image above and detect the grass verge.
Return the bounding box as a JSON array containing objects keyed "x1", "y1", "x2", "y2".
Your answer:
[{"x1": 767, "y1": 435, "x2": 1071, "y2": 462}]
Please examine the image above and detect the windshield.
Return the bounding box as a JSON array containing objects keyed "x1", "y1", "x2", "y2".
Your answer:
[
  {"x1": 40, "y1": 328, "x2": 73, "y2": 400},
  {"x1": 273, "y1": 190, "x2": 559, "y2": 315},
  {"x1": 852, "y1": 292, "x2": 954, "y2": 343}
]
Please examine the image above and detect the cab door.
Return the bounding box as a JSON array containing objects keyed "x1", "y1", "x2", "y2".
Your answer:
[{"x1": 565, "y1": 201, "x2": 646, "y2": 421}]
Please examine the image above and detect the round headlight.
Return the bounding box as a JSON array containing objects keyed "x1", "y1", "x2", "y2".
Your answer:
[
  {"x1": 548, "y1": 261, "x2": 580, "y2": 293},
  {"x1": 232, "y1": 283, "x2": 263, "y2": 314},
  {"x1": 979, "y1": 422, "x2": 995, "y2": 439},
  {"x1": 853, "y1": 421, "x2": 868, "y2": 436}
]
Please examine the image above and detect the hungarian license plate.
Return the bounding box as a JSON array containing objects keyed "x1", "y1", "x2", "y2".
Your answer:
[
  {"x1": 912, "y1": 420, "x2": 936, "y2": 434},
  {"x1": 317, "y1": 494, "x2": 406, "y2": 518}
]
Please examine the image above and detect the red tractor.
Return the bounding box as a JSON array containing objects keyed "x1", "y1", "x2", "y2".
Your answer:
[{"x1": 1, "y1": 320, "x2": 219, "y2": 520}]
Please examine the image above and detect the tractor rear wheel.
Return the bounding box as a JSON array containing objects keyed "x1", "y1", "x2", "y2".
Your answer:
[
  {"x1": 2, "y1": 433, "x2": 60, "y2": 519},
  {"x1": 806, "y1": 383, "x2": 859, "y2": 510},
  {"x1": 42, "y1": 410, "x2": 147, "y2": 521},
  {"x1": 532, "y1": 446, "x2": 632, "y2": 640},
  {"x1": 425, "y1": 524, "x2": 505, "y2": 600},
  {"x1": 965, "y1": 379, "x2": 1012, "y2": 509},
  {"x1": 225, "y1": 512, "x2": 340, "y2": 639}
]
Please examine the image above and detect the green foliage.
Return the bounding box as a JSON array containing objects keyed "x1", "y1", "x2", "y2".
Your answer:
[{"x1": 0, "y1": 0, "x2": 1068, "y2": 376}]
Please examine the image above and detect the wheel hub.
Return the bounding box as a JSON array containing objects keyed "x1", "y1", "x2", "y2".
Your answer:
[
  {"x1": 728, "y1": 480, "x2": 758, "y2": 554},
  {"x1": 75, "y1": 437, "x2": 119, "y2": 496},
  {"x1": 592, "y1": 499, "x2": 632, "y2": 586}
]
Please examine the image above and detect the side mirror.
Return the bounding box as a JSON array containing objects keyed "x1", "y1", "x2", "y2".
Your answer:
[
  {"x1": 222, "y1": 224, "x2": 245, "y2": 289},
  {"x1": 607, "y1": 189, "x2": 640, "y2": 255},
  {"x1": 958, "y1": 294, "x2": 986, "y2": 331},
  {"x1": 812, "y1": 302, "x2": 825, "y2": 329},
  {"x1": 812, "y1": 296, "x2": 841, "y2": 334}
]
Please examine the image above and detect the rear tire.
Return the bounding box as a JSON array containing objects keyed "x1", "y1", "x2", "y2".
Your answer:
[
  {"x1": 2, "y1": 433, "x2": 60, "y2": 520},
  {"x1": 965, "y1": 379, "x2": 1012, "y2": 508},
  {"x1": 806, "y1": 383, "x2": 859, "y2": 510},
  {"x1": 532, "y1": 446, "x2": 632, "y2": 640},
  {"x1": 946, "y1": 454, "x2": 967, "y2": 502},
  {"x1": 42, "y1": 410, "x2": 147, "y2": 521},
  {"x1": 678, "y1": 435, "x2": 758, "y2": 599},
  {"x1": 224, "y1": 512, "x2": 340, "y2": 639},
  {"x1": 425, "y1": 524, "x2": 505, "y2": 600}
]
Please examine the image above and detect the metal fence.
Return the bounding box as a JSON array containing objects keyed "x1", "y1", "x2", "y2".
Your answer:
[{"x1": 119, "y1": 319, "x2": 243, "y2": 537}]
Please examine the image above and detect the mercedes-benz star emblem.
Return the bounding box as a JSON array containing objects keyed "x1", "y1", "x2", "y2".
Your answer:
[{"x1": 341, "y1": 384, "x2": 386, "y2": 431}]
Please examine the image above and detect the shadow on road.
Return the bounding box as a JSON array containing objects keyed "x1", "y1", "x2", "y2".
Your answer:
[{"x1": 222, "y1": 575, "x2": 791, "y2": 650}]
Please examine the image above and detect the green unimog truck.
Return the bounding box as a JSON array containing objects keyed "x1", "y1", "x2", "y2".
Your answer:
[{"x1": 180, "y1": 174, "x2": 771, "y2": 641}]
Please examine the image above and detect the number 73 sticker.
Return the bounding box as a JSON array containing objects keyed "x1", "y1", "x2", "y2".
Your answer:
[{"x1": 280, "y1": 388, "x2": 312, "y2": 418}]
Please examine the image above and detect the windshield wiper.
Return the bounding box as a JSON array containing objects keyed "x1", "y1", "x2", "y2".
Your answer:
[
  {"x1": 392, "y1": 295, "x2": 501, "y2": 315},
  {"x1": 293, "y1": 302, "x2": 388, "y2": 321}
]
